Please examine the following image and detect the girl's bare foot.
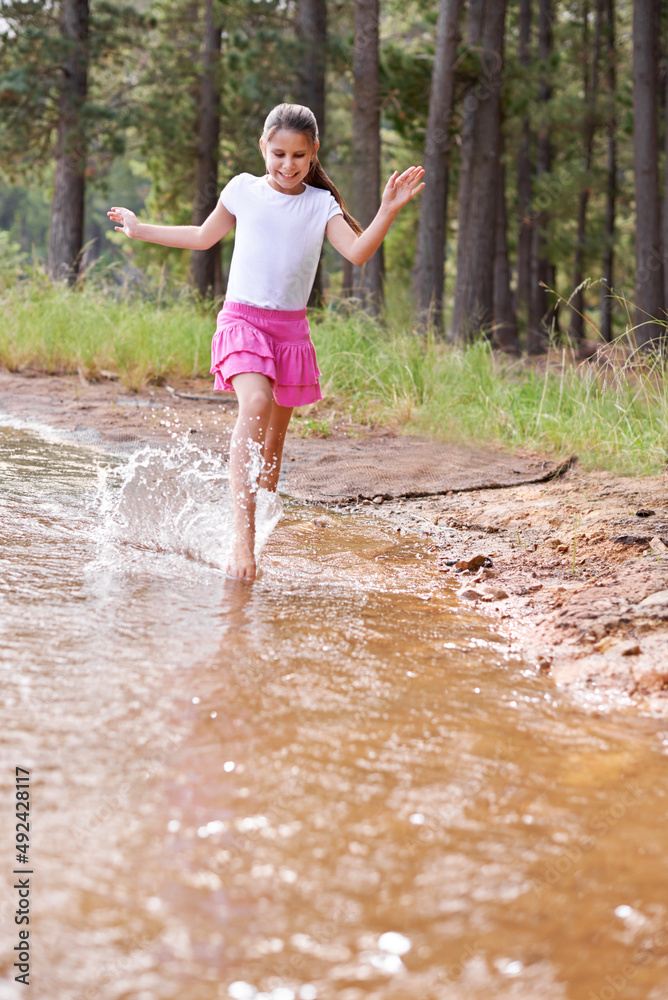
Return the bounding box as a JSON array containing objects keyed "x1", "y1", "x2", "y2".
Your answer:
[{"x1": 225, "y1": 539, "x2": 257, "y2": 581}]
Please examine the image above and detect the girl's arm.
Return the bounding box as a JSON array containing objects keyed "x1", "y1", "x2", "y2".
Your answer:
[
  {"x1": 107, "y1": 199, "x2": 236, "y2": 251},
  {"x1": 326, "y1": 166, "x2": 424, "y2": 266}
]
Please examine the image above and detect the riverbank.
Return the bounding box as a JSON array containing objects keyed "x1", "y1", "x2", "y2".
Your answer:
[
  {"x1": 368, "y1": 475, "x2": 668, "y2": 717},
  {"x1": 2, "y1": 368, "x2": 667, "y2": 717}
]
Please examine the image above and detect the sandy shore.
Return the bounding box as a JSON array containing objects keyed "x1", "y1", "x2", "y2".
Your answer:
[
  {"x1": 368, "y1": 475, "x2": 668, "y2": 717},
  {"x1": 2, "y1": 368, "x2": 667, "y2": 717}
]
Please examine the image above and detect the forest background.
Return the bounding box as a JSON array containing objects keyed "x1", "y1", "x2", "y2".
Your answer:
[{"x1": 1, "y1": 0, "x2": 668, "y2": 474}]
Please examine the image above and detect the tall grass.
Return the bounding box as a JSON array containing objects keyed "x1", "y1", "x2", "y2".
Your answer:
[
  {"x1": 312, "y1": 309, "x2": 668, "y2": 475},
  {"x1": 0, "y1": 277, "x2": 212, "y2": 390},
  {"x1": 2, "y1": 277, "x2": 667, "y2": 474}
]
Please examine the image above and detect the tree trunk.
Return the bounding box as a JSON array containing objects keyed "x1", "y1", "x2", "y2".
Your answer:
[
  {"x1": 663, "y1": 10, "x2": 668, "y2": 313},
  {"x1": 48, "y1": 0, "x2": 89, "y2": 284},
  {"x1": 601, "y1": 0, "x2": 616, "y2": 342},
  {"x1": 451, "y1": 0, "x2": 485, "y2": 296},
  {"x1": 516, "y1": 0, "x2": 533, "y2": 335},
  {"x1": 528, "y1": 0, "x2": 553, "y2": 353},
  {"x1": 451, "y1": 0, "x2": 507, "y2": 341},
  {"x1": 633, "y1": 0, "x2": 664, "y2": 346},
  {"x1": 297, "y1": 0, "x2": 326, "y2": 134},
  {"x1": 190, "y1": 0, "x2": 223, "y2": 300},
  {"x1": 412, "y1": 0, "x2": 463, "y2": 332},
  {"x1": 351, "y1": 0, "x2": 384, "y2": 313},
  {"x1": 493, "y1": 142, "x2": 519, "y2": 352},
  {"x1": 569, "y1": 0, "x2": 603, "y2": 345},
  {"x1": 297, "y1": 0, "x2": 327, "y2": 306}
]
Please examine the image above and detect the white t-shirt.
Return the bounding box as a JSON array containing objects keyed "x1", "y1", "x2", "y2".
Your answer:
[{"x1": 220, "y1": 173, "x2": 343, "y2": 311}]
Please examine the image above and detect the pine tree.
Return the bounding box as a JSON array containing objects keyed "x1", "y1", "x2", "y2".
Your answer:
[
  {"x1": 600, "y1": 0, "x2": 617, "y2": 342},
  {"x1": 451, "y1": 0, "x2": 507, "y2": 341},
  {"x1": 297, "y1": 0, "x2": 327, "y2": 305},
  {"x1": 189, "y1": 0, "x2": 223, "y2": 300},
  {"x1": 528, "y1": 0, "x2": 554, "y2": 352},
  {"x1": 351, "y1": 0, "x2": 383, "y2": 312},
  {"x1": 515, "y1": 0, "x2": 533, "y2": 334},
  {"x1": 568, "y1": 0, "x2": 603, "y2": 345},
  {"x1": 0, "y1": 0, "x2": 145, "y2": 281},
  {"x1": 412, "y1": 0, "x2": 462, "y2": 332},
  {"x1": 633, "y1": 0, "x2": 664, "y2": 346}
]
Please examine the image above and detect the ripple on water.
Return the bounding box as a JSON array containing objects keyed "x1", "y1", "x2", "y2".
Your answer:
[{"x1": 1, "y1": 425, "x2": 667, "y2": 1000}]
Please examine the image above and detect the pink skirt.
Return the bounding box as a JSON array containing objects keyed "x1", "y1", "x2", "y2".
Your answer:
[{"x1": 210, "y1": 301, "x2": 323, "y2": 408}]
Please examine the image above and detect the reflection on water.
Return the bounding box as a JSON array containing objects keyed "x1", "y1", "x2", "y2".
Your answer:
[{"x1": 0, "y1": 424, "x2": 667, "y2": 1000}]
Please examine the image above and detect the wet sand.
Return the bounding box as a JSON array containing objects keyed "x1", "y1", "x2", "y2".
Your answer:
[{"x1": 2, "y1": 368, "x2": 667, "y2": 717}]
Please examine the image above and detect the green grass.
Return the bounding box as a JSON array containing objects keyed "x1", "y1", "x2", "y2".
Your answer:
[
  {"x1": 311, "y1": 309, "x2": 668, "y2": 475},
  {"x1": 0, "y1": 277, "x2": 211, "y2": 390},
  {"x1": 2, "y1": 277, "x2": 667, "y2": 475}
]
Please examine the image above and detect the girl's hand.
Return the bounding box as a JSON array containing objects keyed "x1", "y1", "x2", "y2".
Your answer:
[
  {"x1": 381, "y1": 166, "x2": 425, "y2": 215},
  {"x1": 107, "y1": 206, "x2": 140, "y2": 238}
]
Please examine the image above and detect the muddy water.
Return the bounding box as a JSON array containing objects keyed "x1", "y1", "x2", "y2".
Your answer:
[{"x1": 1, "y1": 423, "x2": 667, "y2": 1000}]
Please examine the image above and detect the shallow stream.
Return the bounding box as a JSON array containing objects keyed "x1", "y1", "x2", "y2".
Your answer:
[{"x1": 0, "y1": 423, "x2": 667, "y2": 1000}]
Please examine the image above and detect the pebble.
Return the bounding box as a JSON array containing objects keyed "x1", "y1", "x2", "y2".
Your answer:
[
  {"x1": 474, "y1": 566, "x2": 497, "y2": 580},
  {"x1": 621, "y1": 643, "x2": 641, "y2": 656},
  {"x1": 455, "y1": 554, "x2": 490, "y2": 572},
  {"x1": 637, "y1": 589, "x2": 668, "y2": 608},
  {"x1": 480, "y1": 586, "x2": 509, "y2": 601},
  {"x1": 458, "y1": 587, "x2": 483, "y2": 601},
  {"x1": 458, "y1": 584, "x2": 508, "y2": 602}
]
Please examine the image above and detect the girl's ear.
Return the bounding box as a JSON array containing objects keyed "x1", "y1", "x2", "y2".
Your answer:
[{"x1": 259, "y1": 137, "x2": 266, "y2": 158}]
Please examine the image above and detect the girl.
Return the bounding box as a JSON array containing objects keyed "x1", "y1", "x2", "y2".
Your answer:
[{"x1": 108, "y1": 103, "x2": 424, "y2": 581}]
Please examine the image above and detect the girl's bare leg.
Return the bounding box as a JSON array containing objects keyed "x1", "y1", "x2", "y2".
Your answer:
[
  {"x1": 259, "y1": 400, "x2": 294, "y2": 492},
  {"x1": 227, "y1": 373, "x2": 274, "y2": 580}
]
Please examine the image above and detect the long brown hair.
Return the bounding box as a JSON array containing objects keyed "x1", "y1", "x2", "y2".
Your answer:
[{"x1": 261, "y1": 103, "x2": 363, "y2": 236}]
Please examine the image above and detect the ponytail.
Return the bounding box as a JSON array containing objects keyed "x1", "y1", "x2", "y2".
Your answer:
[
  {"x1": 261, "y1": 102, "x2": 364, "y2": 237},
  {"x1": 305, "y1": 158, "x2": 363, "y2": 236}
]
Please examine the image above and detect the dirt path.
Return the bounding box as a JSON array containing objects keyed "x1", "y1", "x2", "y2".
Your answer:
[{"x1": 2, "y1": 369, "x2": 667, "y2": 716}]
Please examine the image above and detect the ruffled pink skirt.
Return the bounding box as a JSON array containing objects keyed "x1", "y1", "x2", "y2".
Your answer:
[{"x1": 210, "y1": 301, "x2": 323, "y2": 407}]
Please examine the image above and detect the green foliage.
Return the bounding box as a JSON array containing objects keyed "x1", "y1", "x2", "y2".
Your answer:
[
  {"x1": 137, "y1": 0, "x2": 300, "y2": 220},
  {"x1": 310, "y1": 306, "x2": 668, "y2": 475},
  {"x1": 0, "y1": 275, "x2": 212, "y2": 390},
  {"x1": 0, "y1": 2, "x2": 60, "y2": 177},
  {"x1": 0, "y1": 0, "x2": 146, "y2": 184},
  {"x1": 0, "y1": 230, "x2": 29, "y2": 290},
  {"x1": 1, "y1": 276, "x2": 667, "y2": 474},
  {"x1": 0, "y1": 0, "x2": 654, "y2": 348},
  {"x1": 0, "y1": 185, "x2": 51, "y2": 256},
  {"x1": 502, "y1": 0, "x2": 636, "y2": 334},
  {"x1": 380, "y1": 1, "x2": 436, "y2": 154}
]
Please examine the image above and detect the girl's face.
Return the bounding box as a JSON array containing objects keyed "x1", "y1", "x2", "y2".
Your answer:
[{"x1": 260, "y1": 128, "x2": 318, "y2": 195}]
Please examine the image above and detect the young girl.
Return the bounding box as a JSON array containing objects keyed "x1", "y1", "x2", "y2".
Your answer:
[{"x1": 108, "y1": 103, "x2": 424, "y2": 581}]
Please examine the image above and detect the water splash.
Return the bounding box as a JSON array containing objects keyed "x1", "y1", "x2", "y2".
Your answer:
[{"x1": 94, "y1": 439, "x2": 283, "y2": 572}]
